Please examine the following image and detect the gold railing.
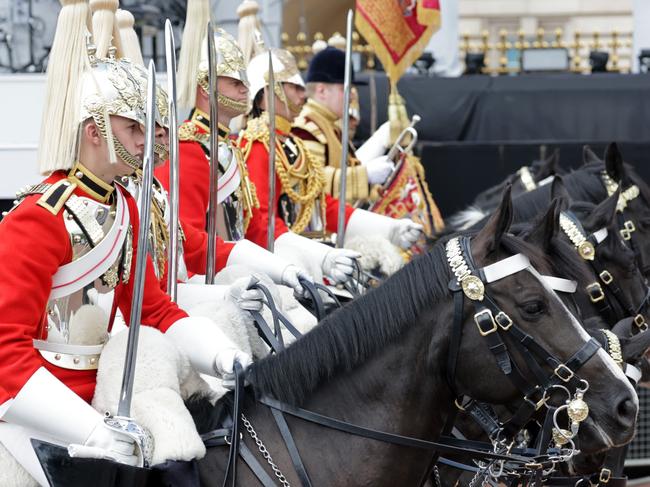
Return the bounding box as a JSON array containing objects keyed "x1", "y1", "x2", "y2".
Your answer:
[
  {"x1": 281, "y1": 31, "x2": 376, "y2": 70},
  {"x1": 460, "y1": 28, "x2": 633, "y2": 74},
  {"x1": 281, "y1": 28, "x2": 633, "y2": 74}
]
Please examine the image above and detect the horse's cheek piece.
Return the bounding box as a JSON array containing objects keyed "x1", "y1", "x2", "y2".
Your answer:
[{"x1": 444, "y1": 236, "x2": 594, "y2": 474}]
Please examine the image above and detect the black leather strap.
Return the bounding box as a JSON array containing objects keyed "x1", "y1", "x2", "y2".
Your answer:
[
  {"x1": 270, "y1": 408, "x2": 313, "y2": 487},
  {"x1": 259, "y1": 397, "x2": 531, "y2": 464},
  {"x1": 298, "y1": 278, "x2": 327, "y2": 320},
  {"x1": 222, "y1": 361, "x2": 245, "y2": 487},
  {"x1": 239, "y1": 441, "x2": 279, "y2": 487}
]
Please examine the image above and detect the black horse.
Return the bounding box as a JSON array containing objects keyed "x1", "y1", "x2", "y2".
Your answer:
[
  {"x1": 446, "y1": 148, "x2": 561, "y2": 231},
  {"x1": 188, "y1": 189, "x2": 638, "y2": 487},
  {"x1": 437, "y1": 192, "x2": 650, "y2": 486},
  {"x1": 503, "y1": 143, "x2": 650, "y2": 280}
]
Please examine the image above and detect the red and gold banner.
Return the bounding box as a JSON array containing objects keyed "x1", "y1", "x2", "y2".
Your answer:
[{"x1": 355, "y1": 0, "x2": 441, "y2": 83}]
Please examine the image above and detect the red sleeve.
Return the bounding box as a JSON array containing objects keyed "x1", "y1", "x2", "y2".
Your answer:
[
  {"x1": 243, "y1": 139, "x2": 289, "y2": 247},
  {"x1": 181, "y1": 223, "x2": 234, "y2": 276},
  {"x1": 0, "y1": 196, "x2": 97, "y2": 403},
  {"x1": 117, "y1": 190, "x2": 187, "y2": 334},
  {"x1": 324, "y1": 193, "x2": 355, "y2": 234},
  {"x1": 155, "y1": 142, "x2": 233, "y2": 276}
]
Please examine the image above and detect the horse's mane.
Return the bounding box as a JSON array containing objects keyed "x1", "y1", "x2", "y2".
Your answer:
[{"x1": 250, "y1": 234, "x2": 550, "y2": 406}]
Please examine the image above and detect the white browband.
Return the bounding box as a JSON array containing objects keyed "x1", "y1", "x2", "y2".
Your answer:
[{"x1": 482, "y1": 253, "x2": 531, "y2": 283}]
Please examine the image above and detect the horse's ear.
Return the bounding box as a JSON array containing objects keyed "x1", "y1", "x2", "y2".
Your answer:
[
  {"x1": 537, "y1": 148, "x2": 559, "y2": 180},
  {"x1": 550, "y1": 176, "x2": 570, "y2": 211},
  {"x1": 605, "y1": 142, "x2": 626, "y2": 182},
  {"x1": 526, "y1": 198, "x2": 561, "y2": 250},
  {"x1": 583, "y1": 187, "x2": 621, "y2": 232},
  {"x1": 475, "y1": 184, "x2": 513, "y2": 255},
  {"x1": 582, "y1": 145, "x2": 601, "y2": 165}
]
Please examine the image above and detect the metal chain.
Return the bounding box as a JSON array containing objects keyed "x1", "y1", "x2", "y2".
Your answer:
[
  {"x1": 241, "y1": 414, "x2": 291, "y2": 487},
  {"x1": 432, "y1": 465, "x2": 442, "y2": 487}
]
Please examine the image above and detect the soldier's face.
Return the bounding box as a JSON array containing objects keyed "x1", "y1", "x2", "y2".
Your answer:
[
  {"x1": 110, "y1": 115, "x2": 145, "y2": 175},
  {"x1": 281, "y1": 83, "x2": 306, "y2": 119},
  {"x1": 154, "y1": 124, "x2": 169, "y2": 168},
  {"x1": 217, "y1": 77, "x2": 249, "y2": 118},
  {"x1": 322, "y1": 83, "x2": 345, "y2": 118}
]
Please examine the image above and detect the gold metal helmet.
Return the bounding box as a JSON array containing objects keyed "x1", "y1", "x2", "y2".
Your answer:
[
  {"x1": 177, "y1": 0, "x2": 249, "y2": 111},
  {"x1": 197, "y1": 28, "x2": 249, "y2": 90},
  {"x1": 80, "y1": 46, "x2": 146, "y2": 170},
  {"x1": 124, "y1": 59, "x2": 169, "y2": 128}
]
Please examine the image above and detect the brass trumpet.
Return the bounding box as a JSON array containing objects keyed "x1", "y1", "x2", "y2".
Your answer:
[{"x1": 386, "y1": 114, "x2": 421, "y2": 162}]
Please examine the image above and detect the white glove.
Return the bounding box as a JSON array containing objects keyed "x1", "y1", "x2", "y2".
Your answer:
[
  {"x1": 356, "y1": 121, "x2": 391, "y2": 163},
  {"x1": 215, "y1": 347, "x2": 253, "y2": 376},
  {"x1": 323, "y1": 248, "x2": 362, "y2": 283},
  {"x1": 345, "y1": 209, "x2": 423, "y2": 250},
  {"x1": 228, "y1": 275, "x2": 265, "y2": 312},
  {"x1": 363, "y1": 155, "x2": 394, "y2": 185},
  {"x1": 165, "y1": 316, "x2": 252, "y2": 377},
  {"x1": 68, "y1": 419, "x2": 138, "y2": 466},
  {"x1": 0, "y1": 368, "x2": 145, "y2": 468},
  {"x1": 281, "y1": 264, "x2": 313, "y2": 297},
  {"x1": 227, "y1": 239, "x2": 310, "y2": 296},
  {"x1": 390, "y1": 219, "x2": 424, "y2": 249},
  {"x1": 275, "y1": 232, "x2": 359, "y2": 285}
]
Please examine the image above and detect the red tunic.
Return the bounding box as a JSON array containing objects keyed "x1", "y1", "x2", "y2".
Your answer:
[
  {"x1": 0, "y1": 172, "x2": 187, "y2": 405},
  {"x1": 241, "y1": 131, "x2": 355, "y2": 248},
  {"x1": 155, "y1": 131, "x2": 234, "y2": 277}
]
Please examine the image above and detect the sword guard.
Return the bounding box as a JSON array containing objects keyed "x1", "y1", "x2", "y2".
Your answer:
[{"x1": 103, "y1": 415, "x2": 154, "y2": 468}]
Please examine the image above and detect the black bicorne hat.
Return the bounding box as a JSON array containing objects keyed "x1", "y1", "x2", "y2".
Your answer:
[{"x1": 306, "y1": 46, "x2": 367, "y2": 85}]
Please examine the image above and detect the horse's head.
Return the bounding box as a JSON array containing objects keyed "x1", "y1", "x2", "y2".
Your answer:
[
  {"x1": 588, "y1": 143, "x2": 650, "y2": 279},
  {"x1": 570, "y1": 189, "x2": 650, "y2": 331},
  {"x1": 530, "y1": 147, "x2": 561, "y2": 183},
  {"x1": 451, "y1": 187, "x2": 638, "y2": 454}
]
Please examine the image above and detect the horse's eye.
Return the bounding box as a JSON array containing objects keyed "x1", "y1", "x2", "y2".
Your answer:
[{"x1": 519, "y1": 300, "x2": 546, "y2": 316}]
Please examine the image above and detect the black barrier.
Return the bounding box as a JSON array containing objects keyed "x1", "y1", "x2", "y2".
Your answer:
[{"x1": 419, "y1": 140, "x2": 650, "y2": 216}]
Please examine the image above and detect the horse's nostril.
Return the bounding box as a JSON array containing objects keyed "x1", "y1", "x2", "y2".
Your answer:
[{"x1": 616, "y1": 396, "x2": 638, "y2": 428}]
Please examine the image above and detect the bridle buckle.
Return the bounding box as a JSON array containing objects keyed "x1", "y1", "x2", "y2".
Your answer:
[
  {"x1": 474, "y1": 309, "x2": 497, "y2": 336},
  {"x1": 586, "y1": 282, "x2": 605, "y2": 303},
  {"x1": 554, "y1": 364, "x2": 575, "y2": 382},
  {"x1": 599, "y1": 468, "x2": 611, "y2": 483},
  {"x1": 634, "y1": 314, "x2": 648, "y2": 332},
  {"x1": 494, "y1": 311, "x2": 513, "y2": 331},
  {"x1": 524, "y1": 386, "x2": 548, "y2": 411},
  {"x1": 620, "y1": 220, "x2": 636, "y2": 241},
  {"x1": 599, "y1": 270, "x2": 613, "y2": 285}
]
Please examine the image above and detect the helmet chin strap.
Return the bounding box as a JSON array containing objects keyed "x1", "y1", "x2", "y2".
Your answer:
[
  {"x1": 217, "y1": 93, "x2": 248, "y2": 114},
  {"x1": 92, "y1": 114, "x2": 143, "y2": 171}
]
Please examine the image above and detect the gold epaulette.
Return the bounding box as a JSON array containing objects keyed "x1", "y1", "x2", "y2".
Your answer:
[
  {"x1": 36, "y1": 180, "x2": 78, "y2": 216},
  {"x1": 179, "y1": 121, "x2": 209, "y2": 148},
  {"x1": 302, "y1": 139, "x2": 326, "y2": 164},
  {"x1": 293, "y1": 116, "x2": 327, "y2": 145}
]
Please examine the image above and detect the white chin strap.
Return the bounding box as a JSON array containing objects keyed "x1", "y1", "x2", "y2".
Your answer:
[{"x1": 481, "y1": 252, "x2": 578, "y2": 294}]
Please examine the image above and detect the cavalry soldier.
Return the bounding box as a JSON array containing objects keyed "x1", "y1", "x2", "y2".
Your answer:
[
  {"x1": 0, "y1": 2, "x2": 250, "y2": 484},
  {"x1": 154, "y1": 0, "x2": 312, "y2": 296},
  {"x1": 239, "y1": 47, "x2": 424, "y2": 282},
  {"x1": 292, "y1": 46, "x2": 393, "y2": 206},
  {"x1": 294, "y1": 46, "x2": 445, "y2": 237}
]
